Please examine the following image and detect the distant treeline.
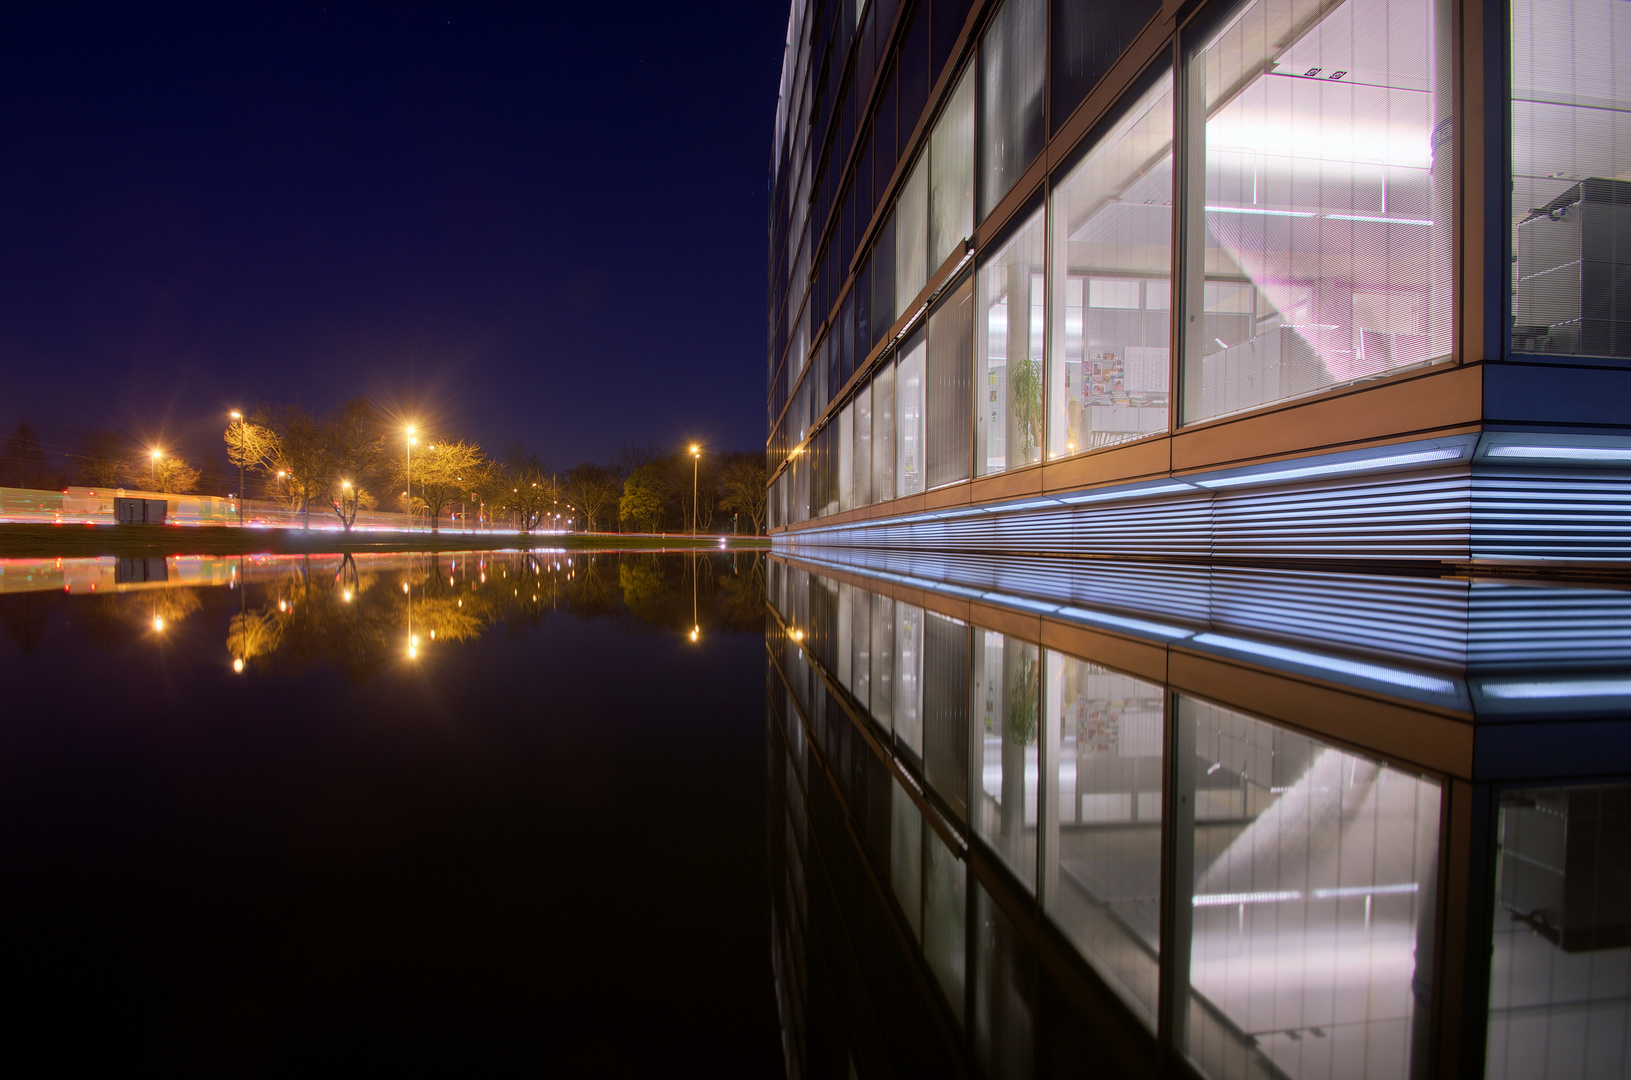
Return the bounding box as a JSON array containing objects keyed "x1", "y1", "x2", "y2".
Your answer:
[{"x1": 0, "y1": 404, "x2": 766, "y2": 534}]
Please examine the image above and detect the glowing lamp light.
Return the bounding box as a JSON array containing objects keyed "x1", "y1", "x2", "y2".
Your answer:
[
  {"x1": 233, "y1": 658, "x2": 245, "y2": 673},
  {"x1": 689, "y1": 626, "x2": 699, "y2": 643},
  {"x1": 153, "y1": 616, "x2": 165, "y2": 631},
  {"x1": 403, "y1": 583, "x2": 410, "y2": 594}
]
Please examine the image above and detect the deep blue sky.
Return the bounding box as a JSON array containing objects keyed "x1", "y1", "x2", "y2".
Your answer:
[{"x1": 0, "y1": 1, "x2": 784, "y2": 476}]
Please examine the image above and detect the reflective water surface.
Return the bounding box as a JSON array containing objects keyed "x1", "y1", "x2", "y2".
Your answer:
[
  {"x1": 5, "y1": 547, "x2": 1628, "y2": 1078},
  {"x1": 0, "y1": 551, "x2": 779, "y2": 1075}
]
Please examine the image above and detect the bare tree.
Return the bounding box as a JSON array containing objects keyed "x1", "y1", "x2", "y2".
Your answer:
[
  {"x1": 0, "y1": 422, "x2": 48, "y2": 489},
  {"x1": 76, "y1": 429, "x2": 128, "y2": 488},
  {"x1": 262, "y1": 405, "x2": 330, "y2": 529},
  {"x1": 396, "y1": 438, "x2": 484, "y2": 532},
  {"x1": 492, "y1": 444, "x2": 560, "y2": 533},
  {"x1": 323, "y1": 399, "x2": 388, "y2": 531},
  {"x1": 719, "y1": 454, "x2": 768, "y2": 534},
  {"x1": 565, "y1": 463, "x2": 618, "y2": 533}
]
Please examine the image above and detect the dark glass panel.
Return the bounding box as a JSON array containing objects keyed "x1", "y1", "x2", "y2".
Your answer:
[
  {"x1": 874, "y1": 214, "x2": 897, "y2": 342},
  {"x1": 1049, "y1": 0, "x2": 1159, "y2": 131},
  {"x1": 855, "y1": 259, "x2": 872, "y2": 379},
  {"x1": 898, "y1": 3, "x2": 930, "y2": 146},
  {"x1": 932, "y1": 0, "x2": 975, "y2": 80}
]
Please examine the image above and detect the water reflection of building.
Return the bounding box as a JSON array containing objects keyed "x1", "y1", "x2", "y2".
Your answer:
[{"x1": 766, "y1": 558, "x2": 1629, "y2": 1080}]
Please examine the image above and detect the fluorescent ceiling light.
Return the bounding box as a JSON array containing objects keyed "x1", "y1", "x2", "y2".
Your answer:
[
  {"x1": 1194, "y1": 890, "x2": 1303, "y2": 907},
  {"x1": 1205, "y1": 205, "x2": 1315, "y2": 217},
  {"x1": 1195, "y1": 447, "x2": 1463, "y2": 489},
  {"x1": 1192, "y1": 633, "x2": 1459, "y2": 694},
  {"x1": 1323, "y1": 214, "x2": 1434, "y2": 225},
  {"x1": 1481, "y1": 678, "x2": 1631, "y2": 700},
  {"x1": 984, "y1": 593, "x2": 1062, "y2": 614},
  {"x1": 1486, "y1": 445, "x2": 1631, "y2": 462},
  {"x1": 1311, "y1": 883, "x2": 1419, "y2": 899}
]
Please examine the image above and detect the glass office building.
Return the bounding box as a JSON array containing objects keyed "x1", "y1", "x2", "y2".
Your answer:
[{"x1": 765, "y1": 2, "x2": 1631, "y2": 1078}]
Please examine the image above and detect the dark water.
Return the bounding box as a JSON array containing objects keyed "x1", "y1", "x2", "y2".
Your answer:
[{"x1": 0, "y1": 552, "x2": 781, "y2": 1075}]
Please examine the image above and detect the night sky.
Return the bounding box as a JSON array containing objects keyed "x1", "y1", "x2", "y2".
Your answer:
[{"x1": 0, "y1": 2, "x2": 785, "y2": 478}]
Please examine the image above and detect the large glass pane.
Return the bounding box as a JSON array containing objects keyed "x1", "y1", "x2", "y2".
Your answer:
[
  {"x1": 923, "y1": 611, "x2": 971, "y2": 822},
  {"x1": 896, "y1": 334, "x2": 927, "y2": 496},
  {"x1": 931, "y1": 70, "x2": 976, "y2": 271},
  {"x1": 1512, "y1": 1, "x2": 1631, "y2": 358},
  {"x1": 979, "y1": 0, "x2": 1046, "y2": 220},
  {"x1": 872, "y1": 358, "x2": 897, "y2": 502},
  {"x1": 838, "y1": 402, "x2": 855, "y2": 511},
  {"x1": 1048, "y1": 68, "x2": 1173, "y2": 459},
  {"x1": 897, "y1": 155, "x2": 930, "y2": 306},
  {"x1": 1181, "y1": 0, "x2": 1453, "y2": 425},
  {"x1": 850, "y1": 579, "x2": 873, "y2": 709},
  {"x1": 1177, "y1": 696, "x2": 1441, "y2": 1080},
  {"x1": 926, "y1": 274, "x2": 973, "y2": 488},
  {"x1": 978, "y1": 208, "x2": 1046, "y2": 475},
  {"x1": 1050, "y1": 0, "x2": 1161, "y2": 131},
  {"x1": 924, "y1": 823, "x2": 969, "y2": 1023},
  {"x1": 853, "y1": 381, "x2": 874, "y2": 506},
  {"x1": 971, "y1": 629, "x2": 1039, "y2": 890},
  {"x1": 1486, "y1": 784, "x2": 1631, "y2": 1079},
  {"x1": 1041, "y1": 652, "x2": 1164, "y2": 1030}
]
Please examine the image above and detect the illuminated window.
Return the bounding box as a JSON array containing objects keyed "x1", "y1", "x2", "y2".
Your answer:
[{"x1": 1180, "y1": 0, "x2": 1453, "y2": 424}]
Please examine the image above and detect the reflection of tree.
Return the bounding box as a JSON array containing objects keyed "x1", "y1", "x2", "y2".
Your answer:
[
  {"x1": 66, "y1": 587, "x2": 205, "y2": 650},
  {"x1": 220, "y1": 551, "x2": 765, "y2": 676}
]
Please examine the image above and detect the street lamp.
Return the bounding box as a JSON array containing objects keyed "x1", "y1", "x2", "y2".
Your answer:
[
  {"x1": 229, "y1": 411, "x2": 244, "y2": 525},
  {"x1": 404, "y1": 426, "x2": 416, "y2": 532},
  {"x1": 689, "y1": 444, "x2": 701, "y2": 535},
  {"x1": 150, "y1": 447, "x2": 162, "y2": 488}
]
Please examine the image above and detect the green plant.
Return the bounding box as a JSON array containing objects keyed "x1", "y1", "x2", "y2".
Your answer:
[{"x1": 1009, "y1": 355, "x2": 1043, "y2": 463}]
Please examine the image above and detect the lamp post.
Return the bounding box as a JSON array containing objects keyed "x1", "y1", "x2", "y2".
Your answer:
[
  {"x1": 404, "y1": 426, "x2": 415, "y2": 533},
  {"x1": 689, "y1": 444, "x2": 701, "y2": 535},
  {"x1": 229, "y1": 411, "x2": 244, "y2": 525},
  {"x1": 150, "y1": 448, "x2": 162, "y2": 488}
]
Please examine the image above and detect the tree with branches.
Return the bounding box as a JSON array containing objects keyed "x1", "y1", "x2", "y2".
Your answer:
[
  {"x1": 719, "y1": 453, "x2": 768, "y2": 534},
  {"x1": 323, "y1": 399, "x2": 388, "y2": 531},
  {"x1": 0, "y1": 422, "x2": 48, "y2": 489},
  {"x1": 619, "y1": 462, "x2": 671, "y2": 533},
  {"x1": 566, "y1": 463, "x2": 619, "y2": 533},
  {"x1": 76, "y1": 429, "x2": 128, "y2": 488},
  {"x1": 398, "y1": 438, "x2": 484, "y2": 532}
]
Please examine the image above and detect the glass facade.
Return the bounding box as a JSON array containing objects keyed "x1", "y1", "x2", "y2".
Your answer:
[{"x1": 761, "y1": 0, "x2": 1631, "y2": 530}]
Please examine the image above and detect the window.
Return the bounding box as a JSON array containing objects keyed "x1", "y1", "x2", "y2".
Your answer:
[
  {"x1": 931, "y1": 70, "x2": 976, "y2": 272},
  {"x1": 927, "y1": 274, "x2": 974, "y2": 487},
  {"x1": 853, "y1": 380, "x2": 874, "y2": 506},
  {"x1": 1049, "y1": 68, "x2": 1173, "y2": 458},
  {"x1": 896, "y1": 334, "x2": 927, "y2": 496},
  {"x1": 978, "y1": 208, "x2": 1046, "y2": 475},
  {"x1": 872, "y1": 357, "x2": 897, "y2": 501},
  {"x1": 839, "y1": 402, "x2": 855, "y2": 511},
  {"x1": 971, "y1": 629, "x2": 1039, "y2": 890},
  {"x1": 1041, "y1": 653, "x2": 1164, "y2": 1029},
  {"x1": 897, "y1": 154, "x2": 930, "y2": 305},
  {"x1": 1181, "y1": 0, "x2": 1453, "y2": 425},
  {"x1": 1175, "y1": 696, "x2": 1441, "y2": 1080},
  {"x1": 1512, "y1": 0, "x2": 1631, "y2": 358},
  {"x1": 1050, "y1": 0, "x2": 1160, "y2": 132},
  {"x1": 979, "y1": 0, "x2": 1046, "y2": 220},
  {"x1": 869, "y1": 591, "x2": 896, "y2": 730}
]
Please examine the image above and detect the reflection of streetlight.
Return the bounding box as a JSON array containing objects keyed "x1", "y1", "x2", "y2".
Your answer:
[
  {"x1": 153, "y1": 615, "x2": 165, "y2": 632},
  {"x1": 233, "y1": 657, "x2": 244, "y2": 673}
]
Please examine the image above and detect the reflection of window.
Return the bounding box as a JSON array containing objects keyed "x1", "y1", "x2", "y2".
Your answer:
[
  {"x1": 1177, "y1": 696, "x2": 1441, "y2": 1080},
  {"x1": 971, "y1": 630, "x2": 1039, "y2": 890},
  {"x1": 1512, "y1": 1, "x2": 1631, "y2": 358},
  {"x1": 1486, "y1": 784, "x2": 1631, "y2": 1078},
  {"x1": 1042, "y1": 652, "x2": 1165, "y2": 1030},
  {"x1": 1048, "y1": 67, "x2": 1173, "y2": 459},
  {"x1": 978, "y1": 210, "x2": 1046, "y2": 476},
  {"x1": 1181, "y1": 0, "x2": 1453, "y2": 425}
]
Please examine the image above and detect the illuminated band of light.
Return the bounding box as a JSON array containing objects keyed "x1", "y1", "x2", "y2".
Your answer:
[
  {"x1": 1194, "y1": 883, "x2": 1419, "y2": 906},
  {"x1": 1195, "y1": 448, "x2": 1464, "y2": 489},
  {"x1": 1481, "y1": 678, "x2": 1631, "y2": 700},
  {"x1": 1486, "y1": 445, "x2": 1631, "y2": 462},
  {"x1": 1190, "y1": 633, "x2": 1458, "y2": 695}
]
